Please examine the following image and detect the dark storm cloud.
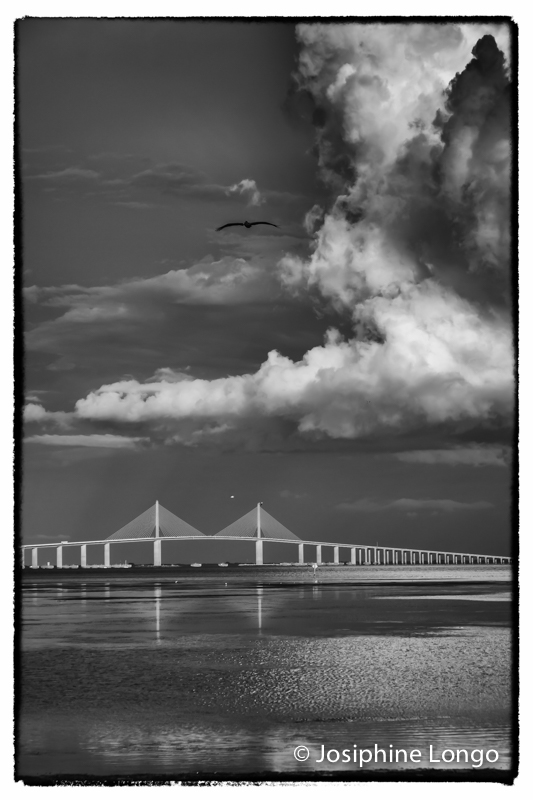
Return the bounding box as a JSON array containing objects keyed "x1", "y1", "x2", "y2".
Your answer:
[{"x1": 284, "y1": 28, "x2": 512, "y2": 307}]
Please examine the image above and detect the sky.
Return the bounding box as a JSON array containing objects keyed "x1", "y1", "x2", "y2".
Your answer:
[{"x1": 19, "y1": 19, "x2": 515, "y2": 562}]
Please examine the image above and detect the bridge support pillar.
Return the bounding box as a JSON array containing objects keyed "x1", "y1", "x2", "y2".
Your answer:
[
  {"x1": 21, "y1": 549, "x2": 25, "y2": 569},
  {"x1": 81, "y1": 545, "x2": 87, "y2": 568},
  {"x1": 56, "y1": 546, "x2": 63, "y2": 569},
  {"x1": 256, "y1": 539, "x2": 263, "y2": 566},
  {"x1": 31, "y1": 548, "x2": 38, "y2": 568},
  {"x1": 298, "y1": 543, "x2": 304, "y2": 565},
  {"x1": 333, "y1": 546, "x2": 339, "y2": 564},
  {"x1": 104, "y1": 542, "x2": 110, "y2": 568},
  {"x1": 350, "y1": 547, "x2": 356, "y2": 565},
  {"x1": 316, "y1": 545, "x2": 322, "y2": 565},
  {"x1": 154, "y1": 538, "x2": 162, "y2": 567}
]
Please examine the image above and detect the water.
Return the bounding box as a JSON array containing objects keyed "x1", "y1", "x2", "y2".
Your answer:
[{"x1": 18, "y1": 566, "x2": 513, "y2": 778}]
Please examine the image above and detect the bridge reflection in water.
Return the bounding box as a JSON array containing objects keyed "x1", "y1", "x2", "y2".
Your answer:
[{"x1": 21, "y1": 502, "x2": 511, "y2": 569}]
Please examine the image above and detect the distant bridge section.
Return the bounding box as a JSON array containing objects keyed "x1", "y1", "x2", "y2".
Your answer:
[{"x1": 20, "y1": 501, "x2": 512, "y2": 568}]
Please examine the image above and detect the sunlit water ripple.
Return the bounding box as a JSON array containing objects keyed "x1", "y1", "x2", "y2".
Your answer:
[{"x1": 19, "y1": 566, "x2": 513, "y2": 777}]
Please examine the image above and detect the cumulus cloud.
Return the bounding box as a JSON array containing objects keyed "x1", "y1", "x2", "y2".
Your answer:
[
  {"x1": 26, "y1": 25, "x2": 514, "y2": 453},
  {"x1": 23, "y1": 403, "x2": 73, "y2": 429},
  {"x1": 24, "y1": 434, "x2": 148, "y2": 449},
  {"x1": 336, "y1": 497, "x2": 494, "y2": 513},
  {"x1": 274, "y1": 23, "x2": 513, "y2": 439},
  {"x1": 72, "y1": 282, "x2": 511, "y2": 439},
  {"x1": 393, "y1": 445, "x2": 510, "y2": 467},
  {"x1": 227, "y1": 178, "x2": 264, "y2": 206}
]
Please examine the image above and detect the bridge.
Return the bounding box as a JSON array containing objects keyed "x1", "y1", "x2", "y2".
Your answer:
[{"x1": 20, "y1": 501, "x2": 512, "y2": 568}]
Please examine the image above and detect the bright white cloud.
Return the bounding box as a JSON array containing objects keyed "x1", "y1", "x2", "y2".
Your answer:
[
  {"x1": 227, "y1": 178, "x2": 264, "y2": 206},
  {"x1": 23, "y1": 403, "x2": 72, "y2": 429},
  {"x1": 72, "y1": 278, "x2": 512, "y2": 438}
]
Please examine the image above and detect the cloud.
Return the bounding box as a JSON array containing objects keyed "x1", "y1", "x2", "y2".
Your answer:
[
  {"x1": 336, "y1": 497, "x2": 494, "y2": 513},
  {"x1": 23, "y1": 403, "x2": 72, "y2": 429},
  {"x1": 227, "y1": 179, "x2": 263, "y2": 206},
  {"x1": 47, "y1": 356, "x2": 77, "y2": 372},
  {"x1": 25, "y1": 393, "x2": 47, "y2": 403},
  {"x1": 25, "y1": 25, "x2": 514, "y2": 454},
  {"x1": 24, "y1": 434, "x2": 148, "y2": 449},
  {"x1": 24, "y1": 155, "x2": 298, "y2": 210},
  {"x1": 71, "y1": 283, "x2": 512, "y2": 439},
  {"x1": 392, "y1": 445, "x2": 510, "y2": 467},
  {"x1": 282, "y1": 25, "x2": 512, "y2": 305},
  {"x1": 280, "y1": 489, "x2": 307, "y2": 500},
  {"x1": 25, "y1": 257, "x2": 283, "y2": 353},
  {"x1": 28, "y1": 166, "x2": 101, "y2": 181}
]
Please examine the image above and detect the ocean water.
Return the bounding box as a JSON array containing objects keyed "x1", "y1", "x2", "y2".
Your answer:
[{"x1": 18, "y1": 566, "x2": 514, "y2": 778}]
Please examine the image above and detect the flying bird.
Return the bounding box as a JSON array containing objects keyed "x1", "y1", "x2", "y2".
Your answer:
[{"x1": 216, "y1": 220, "x2": 279, "y2": 231}]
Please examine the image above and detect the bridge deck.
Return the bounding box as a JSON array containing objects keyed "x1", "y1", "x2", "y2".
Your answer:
[{"x1": 20, "y1": 536, "x2": 509, "y2": 561}]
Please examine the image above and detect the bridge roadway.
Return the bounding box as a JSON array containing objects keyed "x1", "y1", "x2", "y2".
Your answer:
[{"x1": 20, "y1": 536, "x2": 512, "y2": 568}]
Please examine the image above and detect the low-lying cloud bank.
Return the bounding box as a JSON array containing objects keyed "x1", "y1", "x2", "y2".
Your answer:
[
  {"x1": 24, "y1": 433, "x2": 148, "y2": 449},
  {"x1": 71, "y1": 288, "x2": 511, "y2": 440},
  {"x1": 392, "y1": 445, "x2": 510, "y2": 467},
  {"x1": 337, "y1": 498, "x2": 494, "y2": 513}
]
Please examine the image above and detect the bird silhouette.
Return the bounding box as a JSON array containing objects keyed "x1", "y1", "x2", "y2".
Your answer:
[{"x1": 216, "y1": 220, "x2": 279, "y2": 231}]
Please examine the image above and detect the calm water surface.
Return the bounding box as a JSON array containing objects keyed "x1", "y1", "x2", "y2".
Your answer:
[{"x1": 18, "y1": 565, "x2": 513, "y2": 778}]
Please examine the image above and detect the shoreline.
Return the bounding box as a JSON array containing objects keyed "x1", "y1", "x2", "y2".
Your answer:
[{"x1": 20, "y1": 563, "x2": 513, "y2": 584}]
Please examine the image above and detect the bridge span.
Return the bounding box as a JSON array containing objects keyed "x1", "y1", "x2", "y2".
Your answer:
[{"x1": 20, "y1": 501, "x2": 512, "y2": 569}]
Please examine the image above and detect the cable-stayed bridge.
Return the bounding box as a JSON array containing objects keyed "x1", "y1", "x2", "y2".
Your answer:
[{"x1": 20, "y1": 501, "x2": 511, "y2": 568}]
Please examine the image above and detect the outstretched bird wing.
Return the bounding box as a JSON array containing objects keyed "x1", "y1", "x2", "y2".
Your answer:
[
  {"x1": 215, "y1": 222, "x2": 246, "y2": 231},
  {"x1": 250, "y1": 222, "x2": 279, "y2": 228}
]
